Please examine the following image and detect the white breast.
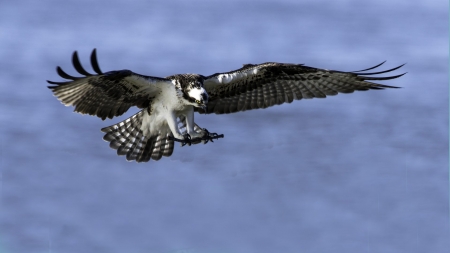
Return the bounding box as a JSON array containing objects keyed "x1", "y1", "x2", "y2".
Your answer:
[{"x1": 139, "y1": 80, "x2": 183, "y2": 136}]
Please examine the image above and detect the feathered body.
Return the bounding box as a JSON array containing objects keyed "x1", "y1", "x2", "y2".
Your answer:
[{"x1": 48, "y1": 49, "x2": 404, "y2": 162}]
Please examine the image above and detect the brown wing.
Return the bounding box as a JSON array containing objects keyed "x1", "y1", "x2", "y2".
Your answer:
[
  {"x1": 47, "y1": 49, "x2": 171, "y2": 120},
  {"x1": 200, "y1": 62, "x2": 405, "y2": 114}
]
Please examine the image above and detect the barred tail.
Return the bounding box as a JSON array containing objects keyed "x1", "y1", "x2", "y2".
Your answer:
[{"x1": 101, "y1": 110, "x2": 174, "y2": 162}]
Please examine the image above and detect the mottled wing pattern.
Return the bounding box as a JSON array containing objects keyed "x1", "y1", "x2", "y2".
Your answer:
[
  {"x1": 101, "y1": 110, "x2": 174, "y2": 162},
  {"x1": 200, "y1": 62, "x2": 405, "y2": 114},
  {"x1": 47, "y1": 49, "x2": 170, "y2": 120}
]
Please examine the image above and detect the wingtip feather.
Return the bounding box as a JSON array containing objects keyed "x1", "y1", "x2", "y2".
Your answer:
[
  {"x1": 72, "y1": 50, "x2": 93, "y2": 76},
  {"x1": 90, "y1": 48, "x2": 103, "y2": 75}
]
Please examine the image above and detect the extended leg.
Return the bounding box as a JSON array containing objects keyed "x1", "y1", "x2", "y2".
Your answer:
[
  {"x1": 185, "y1": 109, "x2": 224, "y2": 143},
  {"x1": 166, "y1": 112, "x2": 194, "y2": 146},
  {"x1": 169, "y1": 109, "x2": 224, "y2": 146},
  {"x1": 169, "y1": 127, "x2": 224, "y2": 146}
]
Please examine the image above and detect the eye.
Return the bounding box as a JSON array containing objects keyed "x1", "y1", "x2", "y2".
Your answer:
[{"x1": 195, "y1": 100, "x2": 201, "y2": 104}]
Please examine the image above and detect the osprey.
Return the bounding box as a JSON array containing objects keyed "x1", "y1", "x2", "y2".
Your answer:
[{"x1": 48, "y1": 49, "x2": 404, "y2": 162}]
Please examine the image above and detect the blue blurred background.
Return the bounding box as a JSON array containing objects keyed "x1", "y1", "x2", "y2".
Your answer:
[{"x1": 0, "y1": 0, "x2": 448, "y2": 252}]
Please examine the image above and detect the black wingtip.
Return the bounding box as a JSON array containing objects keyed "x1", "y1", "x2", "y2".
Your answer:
[
  {"x1": 371, "y1": 84, "x2": 401, "y2": 89},
  {"x1": 354, "y1": 63, "x2": 406, "y2": 76},
  {"x1": 56, "y1": 66, "x2": 79, "y2": 80},
  {"x1": 90, "y1": 48, "x2": 103, "y2": 75},
  {"x1": 48, "y1": 49, "x2": 105, "y2": 84},
  {"x1": 365, "y1": 72, "x2": 407, "y2": 81},
  {"x1": 72, "y1": 51, "x2": 93, "y2": 76},
  {"x1": 352, "y1": 61, "x2": 386, "y2": 72}
]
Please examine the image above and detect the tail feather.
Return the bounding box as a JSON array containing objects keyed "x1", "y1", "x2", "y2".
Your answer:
[{"x1": 101, "y1": 110, "x2": 174, "y2": 162}]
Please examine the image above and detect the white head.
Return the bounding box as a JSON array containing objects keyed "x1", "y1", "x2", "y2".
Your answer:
[
  {"x1": 187, "y1": 86, "x2": 209, "y2": 109},
  {"x1": 173, "y1": 74, "x2": 209, "y2": 110}
]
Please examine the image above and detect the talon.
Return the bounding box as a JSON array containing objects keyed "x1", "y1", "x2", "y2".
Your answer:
[
  {"x1": 201, "y1": 128, "x2": 211, "y2": 144},
  {"x1": 200, "y1": 128, "x2": 224, "y2": 143},
  {"x1": 169, "y1": 134, "x2": 193, "y2": 146},
  {"x1": 169, "y1": 130, "x2": 224, "y2": 146},
  {"x1": 182, "y1": 133, "x2": 192, "y2": 146}
]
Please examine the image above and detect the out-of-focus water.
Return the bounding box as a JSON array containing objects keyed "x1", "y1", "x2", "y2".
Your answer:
[{"x1": 0, "y1": 0, "x2": 448, "y2": 252}]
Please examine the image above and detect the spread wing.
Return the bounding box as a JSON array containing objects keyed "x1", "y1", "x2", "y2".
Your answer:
[
  {"x1": 200, "y1": 62, "x2": 405, "y2": 114},
  {"x1": 47, "y1": 49, "x2": 171, "y2": 120}
]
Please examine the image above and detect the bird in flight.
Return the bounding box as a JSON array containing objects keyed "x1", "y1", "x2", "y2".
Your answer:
[{"x1": 47, "y1": 49, "x2": 404, "y2": 162}]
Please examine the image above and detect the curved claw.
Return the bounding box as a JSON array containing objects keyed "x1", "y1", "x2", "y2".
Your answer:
[
  {"x1": 182, "y1": 133, "x2": 192, "y2": 146},
  {"x1": 168, "y1": 130, "x2": 224, "y2": 146},
  {"x1": 202, "y1": 128, "x2": 212, "y2": 143},
  {"x1": 200, "y1": 128, "x2": 224, "y2": 144},
  {"x1": 168, "y1": 133, "x2": 192, "y2": 146}
]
